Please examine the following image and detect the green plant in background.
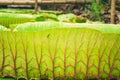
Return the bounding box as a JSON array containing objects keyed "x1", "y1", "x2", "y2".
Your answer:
[
  {"x1": 35, "y1": 13, "x2": 58, "y2": 21},
  {"x1": 0, "y1": 27, "x2": 120, "y2": 80},
  {"x1": 66, "y1": 7, "x2": 73, "y2": 13},
  {"x1": 75, "y1": 17, "x2": 87, "y2": 23},
  {"x1": 85, "y1": 0, "x2": 103, "y2": 21},
  {"x1": 0, "y1": 12, "x2": 35, "y2": 27}
]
